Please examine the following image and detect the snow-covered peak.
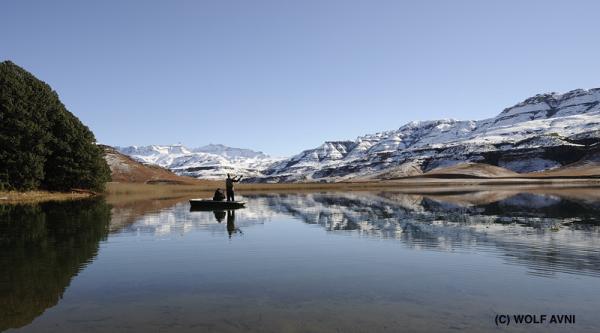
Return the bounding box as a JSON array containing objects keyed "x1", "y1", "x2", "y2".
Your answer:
[
  {"x1": 193, "y1": 144, "x2": 269, "y2": 159},
  {"x1": 116, "y1": 144, "x2": 282, "y2": 180},
  {"x1": 493, "y1": 88, "x2": 600, "y2": 127},
  {"x1": 117, "y1": 88, "x2": 600, "y2": 182},
  {"x1": 118, "y1": 144, "x2": 191, "y2": 157},
  {"x1": 259, "y1": 87, "x2": 600, "y2": 181}
]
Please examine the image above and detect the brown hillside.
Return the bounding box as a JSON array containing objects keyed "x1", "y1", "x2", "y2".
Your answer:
[
  {"x1": 424, "y1": 162, "x2": 520, "y2": 178},
  {"x1": 102, "y1": 145, "x2": 217, "y2": 185},
  {"x1": 526, "y1": 163, "x2": 600, "y2": 178},
  {"x1": 360, "y1": 161, "x2": 424, "y2": 180},
  {"x1": 525, "y1": 147, "x2": 600, "y2": 178}
]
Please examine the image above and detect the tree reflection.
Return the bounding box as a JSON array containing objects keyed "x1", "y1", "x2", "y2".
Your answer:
[{"x1": 0, "y1": 198, "x2": 111, "y2": 331}]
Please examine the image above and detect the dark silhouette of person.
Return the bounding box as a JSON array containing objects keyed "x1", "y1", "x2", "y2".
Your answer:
[
  {"x1": 213, "y1": 210, "x2": 226, "y2": 223},
  {"x1": 225, "y1": 173, "x2": 242, "y2": 202},
  {"x1": 226, "y1": 210, "x2": 236, "y2": 238},
  {"x1": 213, "y1": 188, "x2": 225, "y2": 201}
]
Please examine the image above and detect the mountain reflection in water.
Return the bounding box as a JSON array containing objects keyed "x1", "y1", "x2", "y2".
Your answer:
[
  {"x1": 245, "y1": 191, "x2": 600, "y2": 278},
  {"x1": 111, "y1": 190, "x2": 600, "y2": 278},
  {"x1": 2, "y1": 189, "x2": 600, "y2": 332}
]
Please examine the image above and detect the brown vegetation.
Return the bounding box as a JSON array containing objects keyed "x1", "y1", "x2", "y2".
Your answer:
[
  {"x1": 0, "y1": 191, "x2": 92, "y2": 204},
  {"x1": 415, "y1": 161, "x2": 600, "y2": 180},
  {"x1": 526, "y1": 160, "x2": 600, "y2": 178},
  {"x1": 424, "y1": 162, "x2": 520, "y2": 178}
]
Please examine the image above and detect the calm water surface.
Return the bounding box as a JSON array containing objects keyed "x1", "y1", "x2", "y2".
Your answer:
[{"x1": 2, "y1": 189, "x2": 600, "y2": 332}]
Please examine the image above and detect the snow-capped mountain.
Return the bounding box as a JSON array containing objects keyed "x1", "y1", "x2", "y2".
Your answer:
[
  {"x1": 116, "y1": 144, "x2": 281, "y2": 179},
  {"x1": 257, "y1": 88, "x2": 600, "y2": 182},
  {"x1": 193, "y1": 144, "x2": 269, "y2": 159},
  {"x1": 116, "y1": 88, "x2": 600, "y2": 182}
]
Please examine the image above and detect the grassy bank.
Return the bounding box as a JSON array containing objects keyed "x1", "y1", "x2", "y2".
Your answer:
[
  {"x1": 105, "y1": 177, "x2": 600, "y2": 197},
  {"x1": 106, "y1": 182, "x2": 386, "y2": 195},
  {"x1": 104, "y1": 180, "x2": 422, "y2": 196},
  {"x1": 6, "y1": 177, "x2": 600, "y2": 204},
  {"x1": 0, "y1": 190, "x2": 93, "y2": 204}
]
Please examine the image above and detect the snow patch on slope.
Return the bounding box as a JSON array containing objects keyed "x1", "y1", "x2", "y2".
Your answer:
[
  {"x1": 116, "y1": 144, "x2": 282, "y2": 179},
  {"x1": 259, "y1": 88, "x2": 600, "y2": 181}
]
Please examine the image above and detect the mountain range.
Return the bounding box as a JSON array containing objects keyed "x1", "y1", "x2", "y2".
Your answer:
[
  {"x1": 116, "y1": 88, "x2": 600, "y2": 182},
  {"x1": 115, "y1": 144, "x2": 282, "y2": 180}
]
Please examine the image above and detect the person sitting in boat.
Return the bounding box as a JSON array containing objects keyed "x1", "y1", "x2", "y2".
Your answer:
[
  {"x1": 225, "y1": 173, "x2": 242, "y2": 202},
  {"x1": 213, "y1": 188, "x2": 225, "y2": 201}
]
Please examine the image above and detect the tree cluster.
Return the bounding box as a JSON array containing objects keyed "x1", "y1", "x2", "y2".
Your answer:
[{"x1": 0, "y1": 61, "x2": 110, "y2": 191}]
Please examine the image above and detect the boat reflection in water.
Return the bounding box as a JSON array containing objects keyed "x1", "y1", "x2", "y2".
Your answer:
[
  {"x1": 179, "y1": 189, "x2": 600, "y2": 277},
  {"x1": 206, "y1": 209, "x2": 243, "y2": 238}
]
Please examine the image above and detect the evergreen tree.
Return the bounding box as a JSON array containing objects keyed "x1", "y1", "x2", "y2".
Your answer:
[{"x1": 0, "y1": 61, "x2": 110, "y2": 191}]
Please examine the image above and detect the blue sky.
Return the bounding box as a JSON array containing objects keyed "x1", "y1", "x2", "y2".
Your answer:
[{"x1": 2, "y1": 0, "x2": 600, "y2": 156}]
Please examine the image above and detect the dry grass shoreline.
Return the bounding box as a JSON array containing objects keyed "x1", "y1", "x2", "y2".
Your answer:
[
  {"x1": 0, "y1": 190, "x2": 93, "y2": 204},
  {"x1": 3, "y1": 177, "x2": 600, "y2": 204},
  {"x1": 105, "y1": 177, "x2": 600, "y2": 195}
]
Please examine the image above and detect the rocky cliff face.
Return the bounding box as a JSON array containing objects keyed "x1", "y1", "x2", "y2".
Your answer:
[{"x1": 254, "y1": 88, "x2": 600, "y2": 182}]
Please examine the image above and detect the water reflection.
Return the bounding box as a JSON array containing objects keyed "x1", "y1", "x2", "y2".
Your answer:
[
  {"x1": 0, "y1": 199, "x2": 111, "y2": 332},
  {"x1": 209, "y1": 209, "x2": 242, "y2": 236},
  {"x1": 213, "y1": 210, "x2": 226, "y2": 222},
  {"x1": 226, "y1": 210, "x2": 243, "y2": 237},
  {"x1": 111, "y1": 200, "x2": 272, "y2": 237},
  {"x1": 107, "y1": 190, "x2": 600, "y2": 278},
  {"x1": 207, "y1": 209, "x2": 243, "y2": 237},
  {"x1": 2, "y1": 189, "x2": 600, "y2": 332},
  {"x1": 246, "y1": 191, "x2": 600, "y2": 277}
]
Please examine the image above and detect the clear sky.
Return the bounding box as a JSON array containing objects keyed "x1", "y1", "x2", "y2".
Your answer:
[{"x1": 2, "y1": 0, "x2": 600, "y2": 156}]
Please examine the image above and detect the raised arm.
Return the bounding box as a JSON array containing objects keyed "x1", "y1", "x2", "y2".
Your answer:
[{"x1": 235, "y1": 175, "x2": 243, "y2": 182}]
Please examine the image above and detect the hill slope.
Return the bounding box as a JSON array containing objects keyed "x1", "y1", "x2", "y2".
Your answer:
[
  {"x1": 525, "y1": 145, "x2": 600, "y2": 178},
  {"x1": 256, "y1": 88, "x2": 600, "y2": 182},
  {"x1": 423, "y1": 163, "x2": 521, "y2": 178},
  {"x1": 102, "y1": 146, "x2": 212, "y2": 185},
  {"x1": 115, "y1": 88, "x2": 600, "y2": 182},
  {"x1": 116, "y1": 144, "x2": 282, "y2": 179}
]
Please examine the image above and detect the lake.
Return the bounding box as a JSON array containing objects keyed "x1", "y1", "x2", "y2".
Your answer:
[{"x1": 2, "y1": 188, "x2": 600, "y2": 332}]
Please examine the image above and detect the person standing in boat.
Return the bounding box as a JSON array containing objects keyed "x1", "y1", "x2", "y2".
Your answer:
[{"x1": 225, "y1": 173, "x2": 242, "y2": 202}]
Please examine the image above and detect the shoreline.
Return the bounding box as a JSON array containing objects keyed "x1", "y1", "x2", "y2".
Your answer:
[
  {"x1": 105, "y1": 177, "x2": 600, "y2": 196},
  {"x1": 4, "y1": 177, "x2": 600, "y2": 204},
  {"x1": 0, "y1": 190, "x2": 94, "y2": 204}
]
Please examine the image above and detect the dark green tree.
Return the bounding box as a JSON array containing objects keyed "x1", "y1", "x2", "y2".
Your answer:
[
  {"x1": 0, "y1": 61, "x2": 52, "y2": 190},
  {"x1": 0, "y1": 61, "x2": 110, "y2": 191}
]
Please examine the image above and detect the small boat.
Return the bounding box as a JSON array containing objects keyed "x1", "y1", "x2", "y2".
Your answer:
[{"x1": 189, "y1": 199, "x2": 246, "y2": 211}]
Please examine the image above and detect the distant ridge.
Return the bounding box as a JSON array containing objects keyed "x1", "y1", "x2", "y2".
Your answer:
[
  {"x1": 102, "y1": 145, "x2": 215, "y2": 185},
  {"x1": 115, "y1": 144, "x2": 282, "y2": 180},
  {"x1": 116, "y1": 88, "x2": 600, "y2": 182},
  {"x1": 256, "y1": 88, "x2": 600, "y2": 182}
]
